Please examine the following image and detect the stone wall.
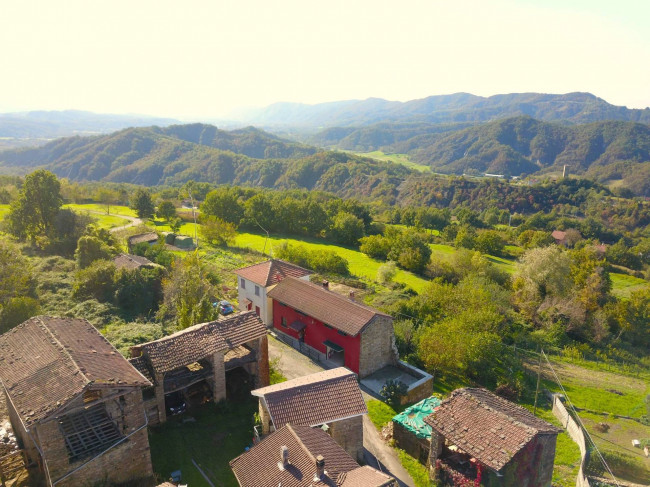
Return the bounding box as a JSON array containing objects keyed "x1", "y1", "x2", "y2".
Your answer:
[
  {"x1": 358, "y1": 316, "x2": 397, "y2": 378},
  {"x1": 212, "y1": 350, "x2": 227, "y2": 403},
  {"x1": 36, "y1": 389, "x2": 153, "y2": 487},
  {"x1": 392, "y1": 422, "x2": 430, "y2": 464},
  {"x1": 328, "y1": 415, "x2": 363, "y2": 462}
]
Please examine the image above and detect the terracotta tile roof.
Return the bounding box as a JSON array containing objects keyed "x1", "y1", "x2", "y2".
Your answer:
[
  {"x1": 424, "y1": 388, "x2": 560, "y2": 472},
  {"x1": 235, "y1": 259, "x2": 312, "y2": 287},
  {"x1": 230, "y1": 424, "x2": 361, "y2": 487},
  {"x1": 113, "y1": 253, "x2": 157, "y2": 270},
  {"x1": 134, "y1": 311, "x2": 265, "y2": 374},
  {"x1": 338, "y1": 466, "x2": 398, "y2": 486},
  {"x1": 551, "y1": 230, "x2": 567, "y2": 241},
  {"x1": 267, "y1": 277, "x2": 391, "y2": 336},
  {"x1": 252, "y1": 368, "x2": 367, "y2": 428},
  {"x1": 0, "y1": 316, "x2": 151, "y2": 427},
  {"x1": 128, "y1": 232, "x2": 159, "y2": 245},
  {"x1": 128, "y1": 356, "x2": 154, "y2": 384}
]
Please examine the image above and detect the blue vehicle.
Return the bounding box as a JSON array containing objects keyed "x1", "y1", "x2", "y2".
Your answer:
[{"x1": 217, "y1": 300, "x2": 235, "y2": 315}]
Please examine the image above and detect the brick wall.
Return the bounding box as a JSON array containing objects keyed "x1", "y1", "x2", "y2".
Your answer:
[
  {"x1": 256, "y1": 335, "x2": 270, "y2": 388},
  {"x1": 212, "y1": 350, "x2": 227, "y2": 403},
  {"x1": 328, "y1": 415, "x2": 363, "y2": 462},
  {"x1": 358, "y1": 316, "x2": 397, "y2": 378},
  {"x1": 36, "y1": 389, "x2": 153, "y2": 487}
]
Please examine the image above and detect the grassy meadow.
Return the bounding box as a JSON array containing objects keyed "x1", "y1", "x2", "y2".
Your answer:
[{"x1": 354, "y1": 150, "x2": 433, "y2": 173}]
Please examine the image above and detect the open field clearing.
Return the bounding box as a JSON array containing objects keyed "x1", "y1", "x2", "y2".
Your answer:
[
  {"x1": 610, "y1": 272, "x2": 650, "y2": 299},
  {"x1": 234, "y1": 231, "x2": 430, "y2": 293},
  {"x1": 354, "y1": 150, "x2": 433, "y2": 173}
]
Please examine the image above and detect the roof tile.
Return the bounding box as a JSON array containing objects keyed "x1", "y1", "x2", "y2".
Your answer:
[{"x1": 235, "y1": 259, "x2": 312, "y2": 287}]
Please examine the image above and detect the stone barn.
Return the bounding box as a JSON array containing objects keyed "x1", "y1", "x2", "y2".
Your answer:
[
  {"x1": 130, "y1": 311, "x2": 269, "y2": 424},
  {"x1": 230, "y1": 424, "x2": 398, "y2": 487},
  {"x1": 424, "y1": 388, "x2": 560, "y2": 487},
  {"x1": 391, "y1": 396, "x2": 441, "y2": 464},
  {"x1": 252, "y1": 367, "x2": 367, "y2": 461},
  {"x1": 0, "y1": 316, "x2": 154, "y2": 487}
]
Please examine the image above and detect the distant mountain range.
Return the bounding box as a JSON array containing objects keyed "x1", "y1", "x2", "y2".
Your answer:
[
  {"x1": 0, "y1": 110, "x2": 180, "y2": 145},
  {"x1": 241, "y1": 92, "x2": 650, "y2": 128}
]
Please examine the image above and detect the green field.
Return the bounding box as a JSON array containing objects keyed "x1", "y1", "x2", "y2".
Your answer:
[
  {"x1": 428, "y1": 242, "x2": 517, "y2": 274},
  {"x1": 63, "y1": 203, "x2": 138, "y2": 217},
  {"x1": 610, "y1": 272, "x2": 650, "y2": 298},
  {"x1": 234, "y1": 231, "x2": 430, "y2": 293},
  {"x1": 353, "y1": 150, "x2": 433, "y2": 173}
]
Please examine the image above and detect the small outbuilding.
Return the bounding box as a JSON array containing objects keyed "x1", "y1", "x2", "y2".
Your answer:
[
  {"x1": 252, "y1": 367, "x2": 367, "y2": 461},
  {"x1": 424, "y1": 388, "x2": 560, "y2": 487},
  {"x1": 113, "y1": 253, "x2": 159, "y2": 270},
  {"x1": 391, "y1": 396, "x2": 441, "y2": 464}
]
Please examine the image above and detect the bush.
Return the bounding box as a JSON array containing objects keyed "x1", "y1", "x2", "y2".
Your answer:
[
  {"x1": 0, "y1": 297, "x2": 40, "y2": 333},
  {"x1": 72, "y1": 260, "x2": 117, "y2": 302},
  {"x1": 377, "y1": 261, "x2": 397, "y2": 284},
  {"x1": 273, "y1": 242, "x2": 349, "y2": 275},
  {"x1": 199, "y1": 216, "x2": 237, "y2": 246},
  {"x1": 380, "y1": 379, "x2": 408, "y2": 407},
  {"x1": 75, "y1": 235, "x2": 115, "y2": 269}
]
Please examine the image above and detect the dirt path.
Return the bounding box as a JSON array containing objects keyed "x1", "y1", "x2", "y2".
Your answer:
[
  {"x1": 82, "y1": 210, "x2": 143, "y2": 233},
  {"x1": 268, "y1": 335, "x2": 416, "y2": 487}
]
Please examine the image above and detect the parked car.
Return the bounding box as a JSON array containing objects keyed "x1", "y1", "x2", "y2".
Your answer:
[
  {"x1": 165, "y1": 391, "x2": 187, "y2": 416},
  {"x1": 216, "y1": 300, "x2": 234, "y2": 315}
]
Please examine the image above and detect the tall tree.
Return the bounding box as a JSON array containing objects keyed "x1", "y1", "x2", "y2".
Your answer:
[
  {"x1": 130, "y1": 189, "x2": 155, "y2": 219},
  {"x1": 6, "y1": 170, "x2": 62, "y2": 243}
]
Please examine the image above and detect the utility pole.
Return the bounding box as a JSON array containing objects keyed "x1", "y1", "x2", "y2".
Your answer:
[{"x1": 534, "y1": 347, "x2": 543, "y2": 416}]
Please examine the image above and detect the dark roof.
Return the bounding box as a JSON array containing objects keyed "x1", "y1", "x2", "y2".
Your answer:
[
  {"x1": 128, "y1": 355, "x2": 154, "y2": 384},
  {"x1": 128, "y1": 232, "x2": 159, "y2": 245},
  {"x1": 113, "y1": 253, "x2": 157, "y2": 270},
  {"x1": 424, "y1": 388, "x2": 560, "y2": 472},
  {"x1": 235, "y1": 259, "x2": 312, "y2": 287},
  {"x1": 267, "y1": 277, "x2": 391, "y2": 336},
  {"x1": 231, "y1": 424, "x2": 393, "y2": 487},
  {"x1": 0, "y1": 316, "x2": 151, "y2": 427},
  {"x1": 252, "y1": 368, "x2": 367, "y2": 428},
  {"x1": 133, "y1": 311, "x2": 266, "y2": 375}
]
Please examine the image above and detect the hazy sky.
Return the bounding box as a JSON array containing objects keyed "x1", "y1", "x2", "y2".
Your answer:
[{"x1": 1, "y1": 0, "x2": 648, "y2": 119}]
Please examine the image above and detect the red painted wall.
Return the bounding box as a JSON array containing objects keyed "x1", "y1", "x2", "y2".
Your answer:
[{"x1": 272, "y1": 300, "x2": 361, "y2": 373}]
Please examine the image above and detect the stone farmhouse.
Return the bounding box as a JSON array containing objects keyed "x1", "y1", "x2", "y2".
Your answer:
[
  {"x1": 252, "y1": 368, "x2": 367, "y2": 461},
  {"x1": 425, "y1": 388, "x2": 560, "y2": 487},
  {"x1": 230, "y1": 423, "x2": 398, "y2": 487},
  {"x1": 127, "y1": 232, "x2": 160, "y2": 251},
  {"x1": 234, "y1": 259, "x2": 312, "y2": 325},
  {"x1": 112, "y1": 253, "x2": 159, "y2": 271},
  {"x1": 129, "y1": 310, "x2": 269, "y2": 424},
  {"x1": 267, "y1": 277, "x2": 397, "y2": 377},
  {"x1": 0, "y1": 316, "x2": 154, "y2": 487}
]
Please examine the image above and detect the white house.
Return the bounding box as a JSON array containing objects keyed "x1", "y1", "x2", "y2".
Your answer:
[{"x1": 234, "y1": 259, "x2": 312, "y2": 325}]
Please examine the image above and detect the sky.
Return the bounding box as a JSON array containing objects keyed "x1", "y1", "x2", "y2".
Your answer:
[{"x1": 1, "y1": 0, "x2": 648, "y2": 119}]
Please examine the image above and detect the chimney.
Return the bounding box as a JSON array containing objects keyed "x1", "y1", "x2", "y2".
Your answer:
[
  {"x1": 322, "y1": 280, "x2": 329, "y2": 289},
  {"x1": 314, "y1": 455, "x2": 325, "y2": 481},
  {"x1": 278, "y1": 445, "x2": 289, "y2": 470},
  {"x1": 348, "y1": 290, "x2": 355, "y2": 301}
]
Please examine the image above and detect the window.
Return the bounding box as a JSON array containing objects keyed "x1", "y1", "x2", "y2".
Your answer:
[
  {"x1": 58, "y1": 403, "x2": 122, "y2": 463},
  {"x1": 337, "y1": 330, "x2": 348, "y2": 337},
  {"x1": 324, "y1": 324, "x2": 333, "y2": 330},
  {"x1": 281, "y1": 317, "x2": 287, "y2": 327},
  {"x1": 255, "y1": 285, "x2": 260, "y2": 296},
  {"x1": 241, "y1": 278, "x2": 246, "y2": 289}
]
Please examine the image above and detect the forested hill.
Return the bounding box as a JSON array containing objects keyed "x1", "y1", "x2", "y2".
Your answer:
[
  {"x1": 310, "y1": 117, "x2": 650, "y2": 196},
  {"x1": 243, "y1": 92, "x2": 650, "y2": 127},
  {"x1": 0, "y1": 125, "x2": 407, "y2": 196}
]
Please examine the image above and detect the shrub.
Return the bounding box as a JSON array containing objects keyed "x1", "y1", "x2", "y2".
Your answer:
[
  {"x1": 380, "y1": 379, "x2": 408, "y2": 407},
  {"x1": 72, "y1": 260, "x2": 117, "y2": 302}
]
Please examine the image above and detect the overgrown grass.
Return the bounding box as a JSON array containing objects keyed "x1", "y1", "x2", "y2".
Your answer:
[
  {"x1": 269, "y1": 356, "x2": 287, "y2": 384},
  {"x1": 366, "y1": 399, "x2": 402, "y2": 431},
  {"x1": 234, "y1": 231, "x2": 430, "y2": 293},
  {"x1": 610, "y1": 272, "x2": 650, "y2": 299},
  {"x1": 396, "y1": 449, "x2": 433, "y2": 487},
  {"x1": 0, "y1": 204, "x2": 9, "y2": 220},
  {"x1": 149, "y1": 400, "x2": 257, "y2": 487}
]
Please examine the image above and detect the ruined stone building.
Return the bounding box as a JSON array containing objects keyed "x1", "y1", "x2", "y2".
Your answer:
[
  {"x1": 230, "y1": 424, "x2": 397, "y2": 487},
  {"x1": 425, "y1": 388, "x2": 560, "y2": 487},
  {"x1": 129, "y1": 310, "x2": 269, "y2": 424},
  {"x1": 252, "y1": 368, "x2": 367, "y2": 461},
  {"x1": 0, "y1": 316, "x2": 154, "y2": 487}
]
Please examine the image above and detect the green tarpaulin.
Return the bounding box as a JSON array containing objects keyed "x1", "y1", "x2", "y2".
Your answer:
[{"x1": 392, "y1": 396, "x2": 441, "y2": 439}]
